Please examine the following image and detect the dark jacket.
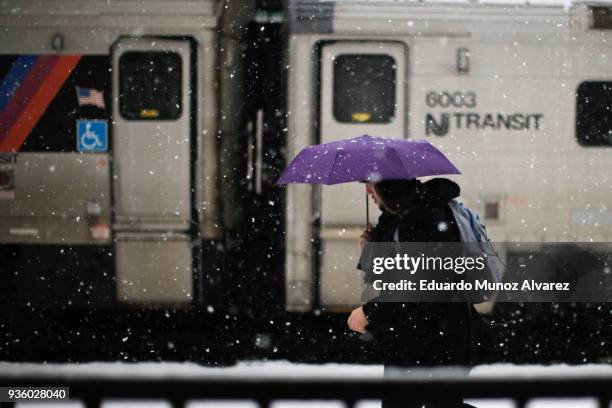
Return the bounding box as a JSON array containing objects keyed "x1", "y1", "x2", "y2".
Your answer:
[{"x1": 361, "y1": 178, "x2": 492, "y2": 367}]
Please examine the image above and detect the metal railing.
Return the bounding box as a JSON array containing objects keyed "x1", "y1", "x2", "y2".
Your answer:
[{"x1": 2, "y1": 373, "x2": 612, "y2": 408}]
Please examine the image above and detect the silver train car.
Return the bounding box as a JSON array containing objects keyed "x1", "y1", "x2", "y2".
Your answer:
[
  {"x1": 0, "y1": 0, "x2": 258, "y2": 309},
  {"x1": 284, "y1": 0, "x2": 612, "y2": 313}
]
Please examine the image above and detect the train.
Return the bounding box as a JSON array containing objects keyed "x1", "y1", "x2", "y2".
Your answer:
[{"x1": 1, "y1": 0, "x2": 611, "y2": 363}]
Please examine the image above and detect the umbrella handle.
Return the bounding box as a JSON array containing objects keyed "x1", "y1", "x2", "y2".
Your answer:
[{"x1": 365, "y1": 191, "x2": 369, "y2": 229}]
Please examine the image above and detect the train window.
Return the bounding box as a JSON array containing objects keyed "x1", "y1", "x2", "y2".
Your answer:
[
  {"x1": 119, "y1": 51, "x2": 182, "y2": 120},
  {"x1": 590, "y1": 6, "x2": 612, "y2": 30},
  {"x1": 576, "y1": 81, "x2": 612, "y2": 146},
  {"x1": 333, "y1": 54, "x2": 396, "y2": 124}
]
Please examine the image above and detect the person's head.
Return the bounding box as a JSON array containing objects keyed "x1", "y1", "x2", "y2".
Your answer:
[{"x1": 366, "y1": 179, "x2": 419, "y2": 214}]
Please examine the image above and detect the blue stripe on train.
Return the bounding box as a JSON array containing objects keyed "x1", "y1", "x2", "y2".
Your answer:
[{"x1": 0, "y1": 55, "x2": 38, "y2": 112}]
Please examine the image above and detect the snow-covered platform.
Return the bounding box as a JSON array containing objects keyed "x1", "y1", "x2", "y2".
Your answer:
[{"x1": 2, "y1": 360, "x2": 612, "y2": 379}]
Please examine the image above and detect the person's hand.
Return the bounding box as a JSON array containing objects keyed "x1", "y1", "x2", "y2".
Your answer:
[
  {"x1": 348, "y1": 306, "x2": 368, "y2": 333},
  {"x1": 359, "y1": 223, "x2": 374, "y2": 250}
]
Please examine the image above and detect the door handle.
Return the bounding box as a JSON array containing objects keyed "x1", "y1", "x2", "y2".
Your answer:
[
  {"x1": 246, "y1": 108, "x2": 264, "y2": 195},
  {"x1": 255, "y1": 108, "x2": 263, "y2": 195}
]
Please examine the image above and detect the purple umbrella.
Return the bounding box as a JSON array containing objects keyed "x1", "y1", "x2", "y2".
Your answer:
[
  {"x1": 277, "y1": 134, "x2": 460, "y2": 185},
  {"x1": 277, "y1": 135, "x2": 460, "y2": 226}
]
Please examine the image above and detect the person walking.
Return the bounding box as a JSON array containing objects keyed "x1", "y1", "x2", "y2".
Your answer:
[
  {"x1": 348, "y1": 177, "x2": 492, "y2": 408},
  {"x1": 276, "y1": 134, "x2": 489, "y2": 406}
]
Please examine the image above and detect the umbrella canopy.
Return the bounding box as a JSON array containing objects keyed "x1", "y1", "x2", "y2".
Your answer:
[{"x1": 277, "y1": 134, "x2": 460, "y2": 185}]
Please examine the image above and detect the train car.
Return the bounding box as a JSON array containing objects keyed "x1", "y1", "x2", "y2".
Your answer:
[
  {"x1": 0, "y1": 0, "x2": 256, "y2": 312},
  {"x1": 283, "y1": 0, "x2": 612, "y2": 315}
]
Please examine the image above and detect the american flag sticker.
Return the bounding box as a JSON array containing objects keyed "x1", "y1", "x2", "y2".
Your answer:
[{"x1": 76, "y1": 86, "x2": 105, "y2": 109}]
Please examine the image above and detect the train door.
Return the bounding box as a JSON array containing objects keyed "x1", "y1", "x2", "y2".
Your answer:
[
  {"x1": 111, "y1": 37, "x2": 194, "y2": 304},
  {"x1": 317, "y1": 42, "x2": 406, "y2": 309}
]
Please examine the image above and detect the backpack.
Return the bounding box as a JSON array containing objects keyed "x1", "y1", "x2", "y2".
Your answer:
[{"x1": 448, "y1": 200, "x2": 505, "y2": 285}]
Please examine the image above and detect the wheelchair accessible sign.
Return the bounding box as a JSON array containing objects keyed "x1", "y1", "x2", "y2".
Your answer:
[{"x1": 77, "y1": 120, "x2": 108, "y2": 152}]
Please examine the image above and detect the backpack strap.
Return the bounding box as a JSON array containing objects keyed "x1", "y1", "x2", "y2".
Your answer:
[{"x1": 464, "y1": 206, "x2": 482, "y2": 242}]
